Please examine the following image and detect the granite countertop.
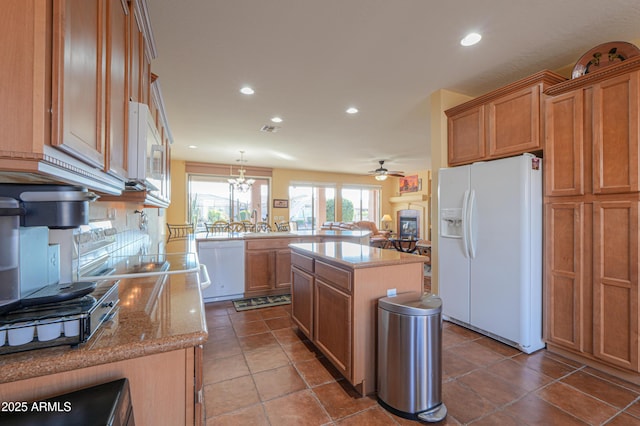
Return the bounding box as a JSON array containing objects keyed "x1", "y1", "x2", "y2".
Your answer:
[
  {"x1": 290, "y1": 241, "x2": 426, "y2": 269},
  {"x1": 0, "y1": 270, "x2": 207, "y2": 384},
  {"x1": 195, "y1": 229, "x2": 370, "y2": 242}
]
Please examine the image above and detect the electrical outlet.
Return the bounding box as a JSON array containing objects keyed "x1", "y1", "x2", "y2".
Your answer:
[{"x1": 48, "y1": 244, "x2": 60, "y2": 285}]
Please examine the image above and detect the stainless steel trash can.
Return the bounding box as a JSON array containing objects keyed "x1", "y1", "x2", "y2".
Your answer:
[{"x1": 377, "y1": 292, "x2": 447, "y2": 422}]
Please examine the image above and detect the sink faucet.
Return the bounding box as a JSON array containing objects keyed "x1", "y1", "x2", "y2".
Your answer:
[{"x1": 251, "y1": 209, "x2": 258, "y2": 223}]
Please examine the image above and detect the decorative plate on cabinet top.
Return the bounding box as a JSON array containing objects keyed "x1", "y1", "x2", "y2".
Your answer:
[{"x1": 572, "y1": 41, "x2": 640, "y2": 78}]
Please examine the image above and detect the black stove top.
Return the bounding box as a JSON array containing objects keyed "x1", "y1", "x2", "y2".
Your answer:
[{"x1": 0, "y1": 280, "x2": 120, "y2": 355}]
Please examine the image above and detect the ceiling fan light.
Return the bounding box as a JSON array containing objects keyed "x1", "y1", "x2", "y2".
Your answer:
[{"x1": 375, "y1": 174, "x2": 388, "y2": 181}]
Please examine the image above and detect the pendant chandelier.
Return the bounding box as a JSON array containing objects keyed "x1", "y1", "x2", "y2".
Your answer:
[{"x1": 228, "y1": 151, "x2": 255, "y2": 193}]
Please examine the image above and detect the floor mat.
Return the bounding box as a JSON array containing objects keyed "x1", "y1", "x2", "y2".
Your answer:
[{"x1": 232, "y1": 294, "x2": 291, "y2": 311}]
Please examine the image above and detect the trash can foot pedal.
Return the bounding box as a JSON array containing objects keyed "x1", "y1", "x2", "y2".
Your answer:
[{"x1": 417, "y1": 403, "x2": 447, "y2": 423}]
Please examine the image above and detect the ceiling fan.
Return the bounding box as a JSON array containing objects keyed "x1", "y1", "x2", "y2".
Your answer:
[{"x1": 367, "y1": 160, "x2": 405, "y2": 181}]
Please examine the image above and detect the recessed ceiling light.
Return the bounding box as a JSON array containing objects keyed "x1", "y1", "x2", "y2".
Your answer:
[
  {"x1": 460, "y1": 32, "x2": 482, "y2": 47},
  {"x1": 271, "y1": 116, "x2": 283, "y2": 123},
  {"x1": 346, "y1": 107, "x2": 359, "y2": 114},
  {"x1": 188, "y1": 145, "x2": 197, "y2": 149},
  {"x1": 240, "y1": 86, "x2": 255, "y2": 95}
]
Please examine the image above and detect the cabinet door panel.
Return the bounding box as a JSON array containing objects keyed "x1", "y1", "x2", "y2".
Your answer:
[
  {"x1": 314, "y1": 279, "x2": 351, "y2": 379},
  {"x1": 129, "y1": 1, "x2": 143, "y2": 102},
  {"x1": 593, "y1": 72, "x2": 640, "y2": 194},
  {"x1": 105, "y1": 0, "x2": 128, "y2": 178},
  {"x1": 545, "y1": 203, "x2": 585, "y2": 351},
  {"x1": 291, "y1": 266, "x2": 313, "y2": 338},
  {"x1": 52, "y1": 0, "x2": 105, "y2": 168},
  {"x1": 593, "y1": 201, "x2": 639, "y2": 371},
  {"x1": 275, "y1": 249, "x2": 292, "y2": 289},
  {"x1": 544, "y1": 90, "x2": 584, "y2": 196},
  {"x1": 245, "y1": 250, "x2": 273, "y2": 293},
  {"x1": 488, "y1": 85, "x2": 540, "y2": 157},
  {"x1": 448, "y1": 106, "x2": 485, "y2": 166}
]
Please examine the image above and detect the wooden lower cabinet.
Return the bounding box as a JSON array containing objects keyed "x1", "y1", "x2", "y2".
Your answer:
[
  {"x1": 246, "y1": 249, "x2": 274, "y2": 294},
  {"x1": 314, "y1": 279, "x2": 352, "y2": 378},
  {"x1": 0, "y1": 348, "x2": 203, "y2": 425},
  {"x1": 592, "y1": 200, "x2": 639, "y2": 371},
  {"x1": 545, "y1": 199, "x2": 640, "y2": 375},
  {"x1": 545, "y1": 202, "x2": 589, "y2": 352},
  {"x1": 291, "y1": 265, "x2": 313, "y2": 337},
  {"x1": 275, "y1": 249, "x2": 292, "y2": 288},
  {"x1": 245, "y1": 238, "x2": 300, "y2": 297}
]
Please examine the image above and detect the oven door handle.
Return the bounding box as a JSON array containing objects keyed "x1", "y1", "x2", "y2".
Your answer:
[{"x1": 199, "y1": 264, "x2": 211, "y2": 289}]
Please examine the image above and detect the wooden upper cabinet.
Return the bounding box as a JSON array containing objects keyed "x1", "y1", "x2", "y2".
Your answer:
[
  {"x1": 51, "y1": 0, "x2": 106, "y2": 169},
  {"x1": 129, "y1": 0, "x2": 153, "y2": 106},
  {"x1": 129, "y1": 1, "x2": 142, "y2": 103},
  {"x1": 105, "y1": 0, "x2": 129, "y2": 178},
  {"x1": 592, "y1": 71, "x2": 640, "y2": 194},
  {"x1": 446, "y1": 70, "x2": 565, "y2": 167},
  {"x1": 544, "y1": 90, "x2": 585, "y2": 196},
  {"x1": 488, "y1": 85, "x2": 541, "y2": 157},
  {"x1": 447, "y1": 105, "x2": 485, "y2": 166}
]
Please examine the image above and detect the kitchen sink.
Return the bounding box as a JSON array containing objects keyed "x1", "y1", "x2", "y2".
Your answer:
[{"x1": 126, "y1": 260, "x2": 170, "y2": 274}]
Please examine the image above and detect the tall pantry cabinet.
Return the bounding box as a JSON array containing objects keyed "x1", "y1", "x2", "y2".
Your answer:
[{"x1": 544, "y1": 57, "x2": 640, "y2": 375}]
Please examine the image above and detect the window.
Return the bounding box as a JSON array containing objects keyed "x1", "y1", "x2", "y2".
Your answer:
[
  {"x1": 341, "y1": 186, "x2": 381, "y2": 223},
  {"x1": 188, "y1": 174, "x2": 269, "y2": 231},
  {"x1": 289, "y1": 184, "x2": 335, "y2": 230}
]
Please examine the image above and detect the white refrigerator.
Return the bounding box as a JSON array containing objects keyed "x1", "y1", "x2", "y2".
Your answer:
[{"x1": 438, "y1": 153, "x2": 544, "y2": 354}]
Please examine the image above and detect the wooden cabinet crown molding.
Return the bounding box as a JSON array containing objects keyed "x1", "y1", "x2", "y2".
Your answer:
[
  {"x1": 131, "y1": 0, "x2": 157, "y2": 60},
  {"x1": 445, "y1": 70, "x2": 566, "y2": 117},
  {"x1": 545, "y1": 56, "x2": 640, "y2": 96}
]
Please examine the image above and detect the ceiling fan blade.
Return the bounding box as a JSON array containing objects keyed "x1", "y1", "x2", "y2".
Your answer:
[{"x1": 388, "y1": 172, "x2": 405, "y2": 177}]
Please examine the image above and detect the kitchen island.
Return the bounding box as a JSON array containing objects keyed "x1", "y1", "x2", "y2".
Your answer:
[
  {"x1": 0, "y1": 270, "x2": 207, "y2": 425},
  {"x1": 289, "y1": 241, "x2": 426, "y2": 395}
]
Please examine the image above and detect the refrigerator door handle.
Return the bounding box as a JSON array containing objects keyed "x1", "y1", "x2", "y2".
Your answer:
[
  {"x1": 468, "y1": 189, "x2": 477, "y2": 259},
  {"x1": 461, "y1": 189, "x2": 470, "y2": 258}
]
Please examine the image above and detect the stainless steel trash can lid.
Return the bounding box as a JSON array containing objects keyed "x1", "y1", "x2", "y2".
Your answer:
[{"x1": 379, "y1": 292, "x2": 442, "y2": 316}]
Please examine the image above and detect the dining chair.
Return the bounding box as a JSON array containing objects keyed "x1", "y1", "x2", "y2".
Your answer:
[
  {"x1": 275, "y1": 221, "x2": 290, "y2": 232},
  {"x1": 241, "y1": 220, "x2": 255, "y2": 232},
  {"x1": 254, "y1": 222, "x2": 272, "y2": 232},
  {"x1": 167, "y1": 223, "x2": 194, "y2": 238},
  {"x1": 228, "y1": 221, "x2": 246, "y2": 232}
]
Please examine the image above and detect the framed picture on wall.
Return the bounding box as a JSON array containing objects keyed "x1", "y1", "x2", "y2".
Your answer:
[
  {"x1": 273, "y1": 199, "x2": 289, "y2": 208},
  {"x1": 399, "y1": 175, "x2": 420, "y2": 193}
]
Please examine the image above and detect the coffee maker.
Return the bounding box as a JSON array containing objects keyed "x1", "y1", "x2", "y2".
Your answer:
[{"x1": 0, "y1": 184, "x2": 98, "y2": 314}]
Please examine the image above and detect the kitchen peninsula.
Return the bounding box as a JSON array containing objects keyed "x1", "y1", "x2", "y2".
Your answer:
[
  {"x1": 0, "y1": 271, "x2": 207, "y2": 425},
  {"x1": 289, "y1": 241, "x2": 426, "y2": 395},
  {"x1": 196, "y1": 229, "x2": 370, "y2": 300}
]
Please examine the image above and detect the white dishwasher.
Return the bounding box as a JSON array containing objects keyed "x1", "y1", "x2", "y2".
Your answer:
[{"x1": 197, "y1": 240, "x2": 245, "y2": 303}]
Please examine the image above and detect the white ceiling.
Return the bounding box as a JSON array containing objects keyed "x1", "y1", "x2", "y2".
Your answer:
[{"x1": 149, "y1": 0, "x2": 640, "y2": 176}]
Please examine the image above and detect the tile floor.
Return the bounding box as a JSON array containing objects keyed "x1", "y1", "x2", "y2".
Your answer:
[{"x1": 203, "y1": 301, "x2": 640, "y2": 425}]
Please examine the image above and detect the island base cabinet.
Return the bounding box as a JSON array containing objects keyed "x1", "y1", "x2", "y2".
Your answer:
[
  {"x1": 291, "y1": 266, "x2": 314, "y2": 337},
  {"x1": 314, "y1": 279, "x2": 352, "y2": 378},
  {"x1": 0, "y1": 348, "x2": 201, "y2": 426},
  {"x1": 290, "y1": 244, "x2": 424, "y2": 396}
]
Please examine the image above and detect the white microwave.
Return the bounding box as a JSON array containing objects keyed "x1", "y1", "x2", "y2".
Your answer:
[{"x1": 128, "y1": 101, "x2": 165, "y2": 192}]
